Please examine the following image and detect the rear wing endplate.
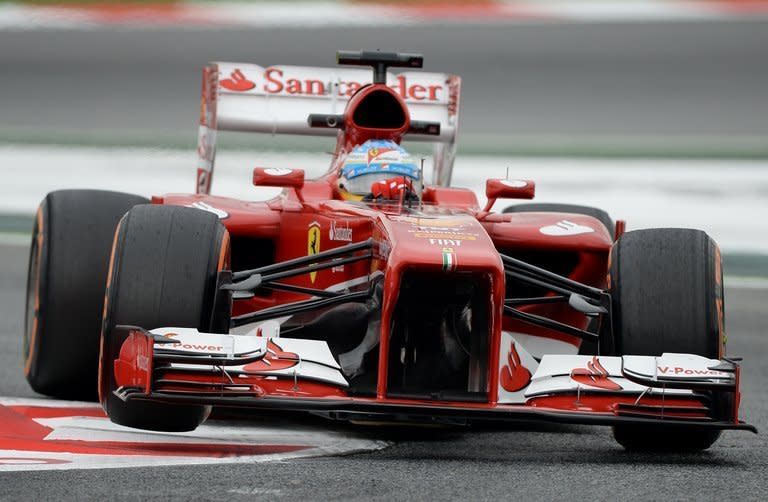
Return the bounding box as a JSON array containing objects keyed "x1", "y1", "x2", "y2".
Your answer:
[{"x1": 196, "y1": 62, "x2": 461, "y2": 194}]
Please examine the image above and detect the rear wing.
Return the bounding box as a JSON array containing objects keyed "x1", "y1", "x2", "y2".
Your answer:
[{"x1": 196, "y1": 62, "x2": 461, "y2": 194}]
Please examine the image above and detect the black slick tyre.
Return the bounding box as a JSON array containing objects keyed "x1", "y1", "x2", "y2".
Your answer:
[
  {"x1": 503, "y1": 203, "x2": 614, "y2": 235},
  {"x1": 99, "y1": 204, "x2": 231, "y2": 432},
  {"x1": 24, "y1": 189, "x2": 148, "y2": 400},
  {"x1": 607, "y1": 228, "x2": 725, "y2": 451}
]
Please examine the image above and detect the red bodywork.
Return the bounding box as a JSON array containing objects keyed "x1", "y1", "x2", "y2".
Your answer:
[
  {"x1": 109, "y1": 58, "x2": 749, "y2": 432},
  {"x1": 198, "y1": 72, "x2": 608, "y2": 350}
]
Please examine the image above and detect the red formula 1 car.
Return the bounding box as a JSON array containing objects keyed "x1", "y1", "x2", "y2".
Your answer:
[{"x1": 24, "y1": 51, "x2": 754, "y2": 451}]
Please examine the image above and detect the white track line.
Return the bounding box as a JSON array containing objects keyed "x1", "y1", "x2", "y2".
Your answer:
[
  {"x1": 724, "y1": 277, "x2": 768, "y2": 290},
  {"x1": 2, "y1": 145, "x2": 767, "y2": 253},
  {"x1": 0, "y1": 233, "x2": 30, "y2": 247}
]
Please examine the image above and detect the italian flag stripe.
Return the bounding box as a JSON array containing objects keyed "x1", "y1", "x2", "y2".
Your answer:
[{"x1": 442, "y1": 251, "x2": 455, "y2": 271}]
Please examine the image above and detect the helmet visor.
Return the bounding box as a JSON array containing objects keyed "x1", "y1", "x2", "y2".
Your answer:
[{"x1": 342, "y1": 172, "x2": 423, "y2": 196}]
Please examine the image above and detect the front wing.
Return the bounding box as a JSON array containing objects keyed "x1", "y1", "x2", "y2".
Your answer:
[{"x1": 111, "y1": 326, "x2": 755, "y2": 433}]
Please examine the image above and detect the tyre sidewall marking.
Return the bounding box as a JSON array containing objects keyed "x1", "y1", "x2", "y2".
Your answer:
[
  {"x1": 98, "y1": 213, "x2": 127, "y2": 407},
  {"x1": 713, "y1": 243, "x2": 725, "y2": 358},
  {"x1": 24, "y1": 205, "x2": 45, "y2": 377},
  {"x1": 217, "y1": 229, "x2": 231, "y2": 273}
]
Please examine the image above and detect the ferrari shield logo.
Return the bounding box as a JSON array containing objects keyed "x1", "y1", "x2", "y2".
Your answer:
[{"x1": 308, "y1": 222, "x2": 321, "y2": 283}]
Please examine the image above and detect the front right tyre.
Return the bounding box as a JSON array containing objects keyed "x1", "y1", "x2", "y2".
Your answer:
[{"x1": 99, "y1": 204, "x2": 231, "y2": 432}]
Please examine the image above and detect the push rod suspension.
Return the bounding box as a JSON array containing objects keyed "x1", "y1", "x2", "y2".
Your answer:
[
  {"x1": 231, "y1": 288, "x2": 372, "y2": 327},
  {"x1": 232, "y1": 238, "x2": 373, "y2": 280},
  {"x1": 504, "y1": 305, "x2": 598, "y2": 341},
  {"x1": 500, "y1": 254, "x2": 604, "y2": 300}
]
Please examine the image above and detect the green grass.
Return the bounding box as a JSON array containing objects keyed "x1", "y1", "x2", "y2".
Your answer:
[{"x1": 0, "y1": 214, "x2": 34, "y2": 234}]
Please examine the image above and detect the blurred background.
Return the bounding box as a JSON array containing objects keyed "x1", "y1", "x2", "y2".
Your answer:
[{"x1": 1, "y1": 0, "x2": 767, "y2": 277}]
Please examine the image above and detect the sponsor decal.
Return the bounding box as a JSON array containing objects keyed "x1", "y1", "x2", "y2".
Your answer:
[
  {"x1": 447, "y1": 75, "x2": 460, "y2": 117},
  {"x1": 308, "y1": 222, "x2": 321, "y2": 283},
  {"x1": 375, "y1": 238, "x2": 391, "y2": 260},
  {"x1": 414, "y1": 225, "x2": 463, "y2": 233},
  {"x1": 167, "y1": 343, "x2": 224, "y2": 352},
  {"x1": 197, "y1": 126, "x2": 216, "y2": 163},
  {"x1": 161, "y1": 333, "x2": 225, "y2": 352},
  {"x1": 410, "y1": 225, "x2": 478, "y2": 241},
  {"x1": 397, "y1": 217, "x2": 483, "y2": 244},
  {"x1": 196, "y1": 169, "x2": 210, "y2": 195},
  {"x1": 415, "y1": 232, "x2": 476, "y2": 241},
  {"x1": 394, "y1": 216, "x2": 469, "y2": 228},
  {"x1": 499, "y1": 341, "x2": 532, "y2": 392},
  {"x1": 264, "y1": 167, "x2": 293, "y2": 176},
  {"x1": 220, "y1": 66, "x2": 444, "y2": 102},
  {"x1": 500, "y1": 180, "x2": 528, "y2": 188},
  {"x1": 136, "y1": 354, "x2": 149, "y2": 372},
  {"x1": 255, "y1": 320, "x2": 281, "y2": 338},
  {"x1": 329, "y1": 220, "x2": 353, "y2": 242},
  {"x1": 367, "y1": 146, "x2": 395, "y2": 164},
  {"x1": 657, "y1": 366, "x2": 728, "y2": 377},
  {"x1": 187, "y1": 201, "x2": 229, "y2": 219},
  {"x1": 539, "y1": 220, "x2": 595, "y2": 237},
  {"x1": 220, "y1": 68, "x2": 256, "y2": 92},
  {"x1": 430, "y1": 238, "x2": 462, "y2": 247},
  {"x1": 570, "y1": 356, "x2": 622, "y2": 391},
  {"x1": 441, "y1": 247, "x2": 456, "y2": 272},
  {"x1": 243, "y1": 340, "x2": 299, "y2": 373}
]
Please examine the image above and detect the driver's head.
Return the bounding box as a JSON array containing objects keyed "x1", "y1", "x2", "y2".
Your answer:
[{"x1": 337, "y1": 140, "x2": 422, "y2": 201}]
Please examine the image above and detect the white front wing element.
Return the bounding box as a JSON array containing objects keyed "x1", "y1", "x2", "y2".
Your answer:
[
  {"x1": 525, "y1": 355, "x2": 650, "y2": 397},
  {"x1": 623, "y1": 353, "x2": 732, "y2": 383},
  {"x1": 496, "y1": 331, "x2": 539, "y2": 404},
  {"x1": 150, "y1": 327, "x2": 348, "y2": 388},
  {"x1": 522, "y1": 353, "x2": 734, "y2": 398}
]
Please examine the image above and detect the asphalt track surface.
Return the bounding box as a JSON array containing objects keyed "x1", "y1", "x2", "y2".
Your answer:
[
  {"x1": 1, "y1": 19, "x2": 768, "y2": 146},
  {"x1": 0, "y1": 240, "x2": 767, "y2": 501},
  {"x1": 1, "y1": 17, "x2": 767, "y2": 500}
]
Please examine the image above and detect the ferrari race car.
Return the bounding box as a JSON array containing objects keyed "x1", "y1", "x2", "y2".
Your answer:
[{"x1": 24, "y1": 51, "x2": 755, "y2": 451}]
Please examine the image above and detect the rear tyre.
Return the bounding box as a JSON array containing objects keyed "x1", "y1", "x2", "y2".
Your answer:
[
  {"x1": 99, "y1": 205, "x2": 231, "y2": 432},
  {"x1": 24, "y1": 190, "x2": 148, "y2": 400},
  {"x1": 607, "y1": 228, "x2": 725, "y2": 451},
  {"x1": 503, "y1": 203, "x2": 614, "y2": 235}
]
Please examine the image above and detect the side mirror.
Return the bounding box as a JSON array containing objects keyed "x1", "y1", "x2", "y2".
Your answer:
[
  {"x1": 483, "y1": 178, "x2": 535, "y2": 212},
  {"x1": 253, "y1": 167, "x2": 306, "y2": 203},
  {"x1": 253, "y1": 167, "x2": 305, "y2": 188}
]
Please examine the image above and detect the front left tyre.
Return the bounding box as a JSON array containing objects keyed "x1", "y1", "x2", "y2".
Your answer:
[
  {"x1": 606, "y1": 228, "x2": 726, "y2": 451},
  {"x1": 24, "y1": 189, "x2": 148, "y2": 400}
]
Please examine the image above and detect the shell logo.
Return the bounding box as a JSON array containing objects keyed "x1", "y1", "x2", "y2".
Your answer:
[
  {"x1": 570, "y1": 356, "x2": 622, "y2": 391},
  {"x1": 499, "y1": 342, "x2": 532, "y2": 392}
]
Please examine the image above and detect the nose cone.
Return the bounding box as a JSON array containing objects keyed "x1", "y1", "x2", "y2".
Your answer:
[{"x1": 384, "y1": 213, "x2": 501, "y2": 274}]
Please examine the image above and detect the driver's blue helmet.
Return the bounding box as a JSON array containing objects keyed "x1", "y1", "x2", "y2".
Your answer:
[{"x1": 338, "y1": 140, "x2": 421, "y2": 200}]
